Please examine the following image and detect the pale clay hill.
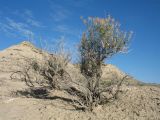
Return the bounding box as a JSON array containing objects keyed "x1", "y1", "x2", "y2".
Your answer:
[{"x1": 0, "y1": 41, "x2": 159, "y2": 120}]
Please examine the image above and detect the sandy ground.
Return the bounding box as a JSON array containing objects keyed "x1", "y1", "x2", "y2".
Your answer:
[{"x1": 0, "y1": 72, "x2": 160, "y2": 120}]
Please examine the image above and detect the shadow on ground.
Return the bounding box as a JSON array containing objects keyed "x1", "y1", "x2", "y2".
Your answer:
[{"x1": 16, "y1": 88, "x2": 74, "y2": 102}]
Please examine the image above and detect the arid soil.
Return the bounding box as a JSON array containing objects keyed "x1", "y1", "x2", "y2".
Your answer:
[{"x1": 0, "y1": 41, "x2": 160, "y2": 120}]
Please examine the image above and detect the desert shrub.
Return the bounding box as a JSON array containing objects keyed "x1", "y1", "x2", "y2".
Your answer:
[
  {"x1": 11, "y1": 40, "x2": 71, "y2": 90},
  {"x1": 77, "y1": 16, "x2": 132, "y2": 111}
]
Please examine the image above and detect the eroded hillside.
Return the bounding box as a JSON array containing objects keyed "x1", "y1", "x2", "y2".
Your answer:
[{"x1": 0, "y1": 41, "x2": 159, "y2": 120}]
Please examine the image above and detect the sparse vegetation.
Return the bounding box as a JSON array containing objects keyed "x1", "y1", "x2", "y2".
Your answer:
[{"x1": 10, "y1": 16, "x2": 132, "y2": 111}]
